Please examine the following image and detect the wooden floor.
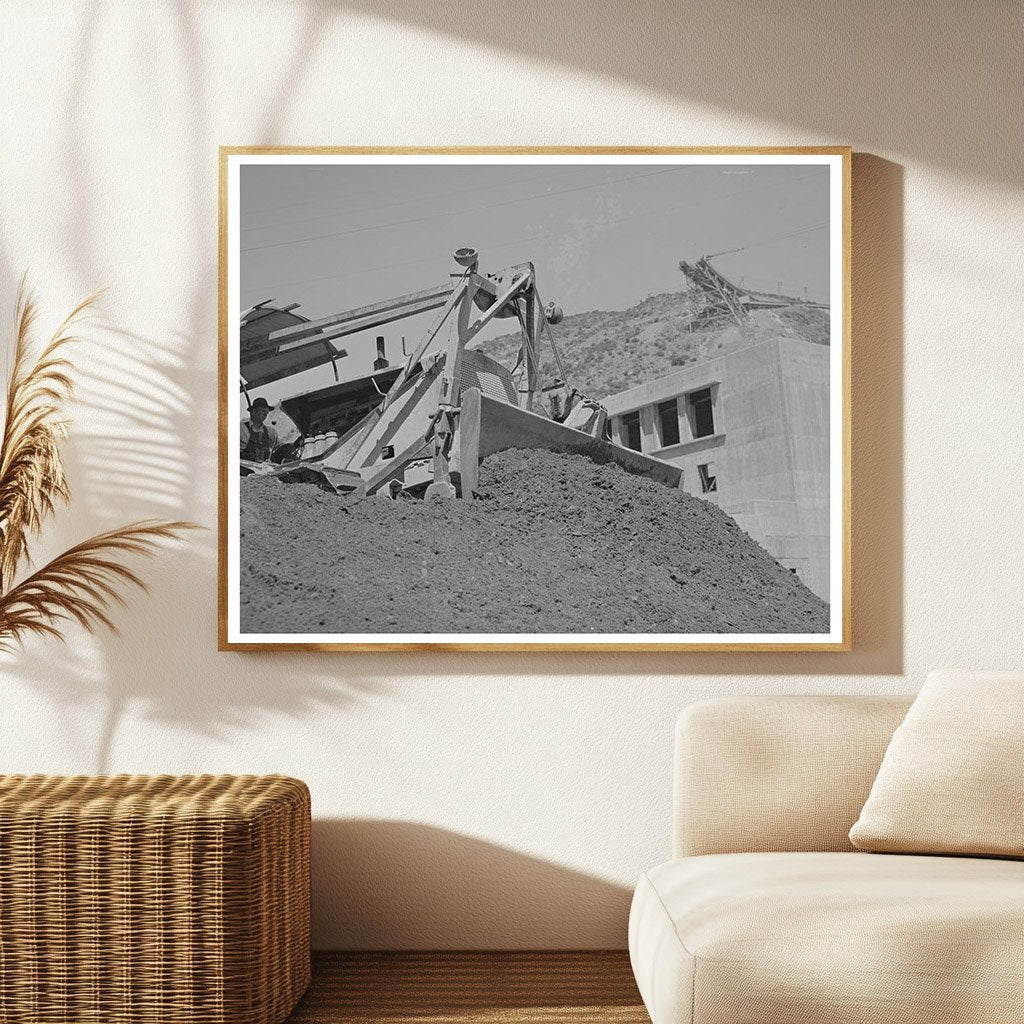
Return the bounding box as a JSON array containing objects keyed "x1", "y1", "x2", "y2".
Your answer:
[{"x1": 286, "y1": 952, "x2": 648, "y2": 1024}]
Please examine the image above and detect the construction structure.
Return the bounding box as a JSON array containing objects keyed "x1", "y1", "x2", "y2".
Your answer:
[
  {"x1": 596, "y1": 254, "x2": 833, "y2": 601},
  {"x1": 603, "y1": 325, "x2": 831, "y2": 600},
  {"x1": 679, "y1": 255, "x2": 829, "y2": 331},
  {"x1": 238, "y1": 247, "x2": 681, "y2": 501}
]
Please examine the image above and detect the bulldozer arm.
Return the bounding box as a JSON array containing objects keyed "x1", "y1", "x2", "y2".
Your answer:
[{"x1": 241, "y1": 247, "x2": 682, "y2": 500}]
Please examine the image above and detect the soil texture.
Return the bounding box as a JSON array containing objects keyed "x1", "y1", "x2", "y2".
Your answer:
[{"x1": 239, "y1": 448, "x2": 830, "y2": 636}]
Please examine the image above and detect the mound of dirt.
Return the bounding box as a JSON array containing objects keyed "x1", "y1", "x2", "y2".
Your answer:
[{"x1": 239, "y1": 449, "x2": 829, "y2": 636}]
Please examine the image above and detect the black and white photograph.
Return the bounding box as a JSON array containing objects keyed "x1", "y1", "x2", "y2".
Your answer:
[{"x1": 220, "y1": 149, "x2": 849, "y2": 649}]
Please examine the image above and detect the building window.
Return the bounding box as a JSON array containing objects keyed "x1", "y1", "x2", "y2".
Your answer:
[
  {"x1": 698, "y1": 461, "x2": 717, "y2": 493},
  {"x1": 622, "y1": 410, "x2": 642, "y2": 451},
  {"x1": 657, "y1": 399, "x2": 680, "y2": 447},
  {"x1": 689, "y1": 387, "x2": 715, "y2": 438}
]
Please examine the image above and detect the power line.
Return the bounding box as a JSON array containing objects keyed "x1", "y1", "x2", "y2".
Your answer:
[
  {"x1": 739, "y1": 274, "x2": 829, "y2": 299},
  {"x1": 239, "y1": 166, "x2": 691, "y2": 255},
  {"x1": 239, "y1": 229, "x2": 553, "y2": 299},
  {"x1": 241, "y1": 172, "x2": 829, "y2": 299},
  {"x1": 241, "y1": 169, "x2": 559, "y2": 230},
  {"x1": 616, "y1": 169, "x2": 825, "y2": 230},
  {"x1": 708, "y1": 220, "x2": 829, "y2": 260}
]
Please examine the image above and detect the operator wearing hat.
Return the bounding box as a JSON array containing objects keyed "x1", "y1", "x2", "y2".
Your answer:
[{"x1": 239, "y1": 397, "x2": 280, "y2": 463}]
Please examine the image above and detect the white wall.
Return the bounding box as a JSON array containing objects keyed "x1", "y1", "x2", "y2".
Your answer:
[{"x1": 1, "y1": 1, "x2": 1021, "y2": 949}]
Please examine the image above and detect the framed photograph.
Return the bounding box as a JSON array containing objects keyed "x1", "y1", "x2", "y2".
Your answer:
[{"x1": 219, "y1": 147, "x2": 850, "y2": 651}]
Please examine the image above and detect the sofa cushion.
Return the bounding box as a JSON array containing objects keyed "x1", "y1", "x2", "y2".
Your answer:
[
  {"x1": 849, "y1": 668, "x2": 1024, "y2": 857},
  {"x1": 675, "y1": 695, "x2": 912, "y2": 857},
  {"x1": 629, "y1": 852, "x2": 1024, "y2": 1024}
]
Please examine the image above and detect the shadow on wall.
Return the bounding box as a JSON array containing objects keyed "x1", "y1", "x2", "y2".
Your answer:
[
  {"x1": 0, "y1": 307, "x2": 390, "y2": 771},
  {"x1": 311, "y1": 819, "x2": 633, "y2": 949},
  {"x1": 0, "y1": 7, "x2": 365, "y2": 776},
  {"x1": 333, "y1": 1, "x2": 1020, "y2": 187},
  {"x1": 0, "y1": 2, "x2": 393, "y2": 771}
]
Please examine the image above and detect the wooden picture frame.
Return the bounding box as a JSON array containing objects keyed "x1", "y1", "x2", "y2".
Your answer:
[{"x1": 219, "y1": 147, "x2": 851, "y2": 651}]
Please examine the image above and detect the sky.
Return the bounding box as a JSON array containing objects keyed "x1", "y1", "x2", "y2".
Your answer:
[{"x1": 239, "y1": 160, "x2": 831, "y2": 395}]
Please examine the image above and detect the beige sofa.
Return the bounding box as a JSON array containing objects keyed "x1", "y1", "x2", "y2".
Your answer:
[{"x1": 629, "y1": 695, "x2": 1024, "y2": 1024}]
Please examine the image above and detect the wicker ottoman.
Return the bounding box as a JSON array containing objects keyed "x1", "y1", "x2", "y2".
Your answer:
[{"x1": 0, "y1": 774, "x2": 310, "y2": 1024}]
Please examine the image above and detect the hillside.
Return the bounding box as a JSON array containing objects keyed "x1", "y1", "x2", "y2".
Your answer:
[{"x1": 481, "y1": 290, "x2": 829, "y2": 400}]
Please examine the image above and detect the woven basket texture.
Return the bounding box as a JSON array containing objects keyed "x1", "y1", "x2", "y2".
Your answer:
[{"x1": 0, "y1": 774, "x2": 311, "y2": 1024}]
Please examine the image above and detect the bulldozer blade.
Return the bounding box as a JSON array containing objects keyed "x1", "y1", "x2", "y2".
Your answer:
[{"x1": 476, "y1": 394, "x2": 682, "y2": 489}]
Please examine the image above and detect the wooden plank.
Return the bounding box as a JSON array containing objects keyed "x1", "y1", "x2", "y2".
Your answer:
[
  {"x1": 286, "y1": 951, "x2": 646, "y2": 1023},
  {"x1": 276, "y1": 295, "x2": 450, "y2": 353},
  {"x1": 241, "y1": 294, "x2": 449, "y2": 367},
  {"x1": 241, "y1": 289, "x2": 452, "y2": 363},
  {"x1": 269, "y1": 284, "x2": 454, "y2": 343}
]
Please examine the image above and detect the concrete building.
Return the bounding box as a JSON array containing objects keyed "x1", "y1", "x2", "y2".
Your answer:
[{"x1": 603, "y1": 336, "x2": 831, "y2": 601}]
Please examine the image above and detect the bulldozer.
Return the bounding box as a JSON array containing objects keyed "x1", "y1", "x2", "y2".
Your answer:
[{"x1": 238, "y1": 247, "x2": 682, "y2": 501}]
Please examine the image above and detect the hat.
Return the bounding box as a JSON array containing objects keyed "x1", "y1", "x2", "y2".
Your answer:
[{"x1": 250, "y1": 397, "x2": 271, "y2": 412}]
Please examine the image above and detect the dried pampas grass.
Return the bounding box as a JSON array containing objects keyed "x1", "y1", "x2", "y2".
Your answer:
[{"x1": 0, "y1": 282, "x2": 195, "y2": 650}]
